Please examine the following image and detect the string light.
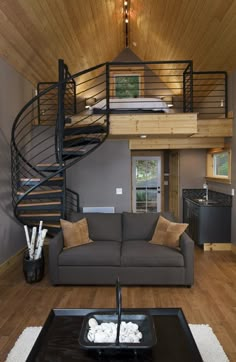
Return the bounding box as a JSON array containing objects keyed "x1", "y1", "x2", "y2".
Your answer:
[{"x1": 124, "y1": 0, "x2": 129, "y2": 47}]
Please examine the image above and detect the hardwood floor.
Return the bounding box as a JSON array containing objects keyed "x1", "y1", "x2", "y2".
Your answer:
[{"x1": 0, "y1": 247, "x2": 236, "y2": 361}]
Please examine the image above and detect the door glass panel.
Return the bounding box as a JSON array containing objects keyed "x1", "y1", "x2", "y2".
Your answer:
[{"x1": 132, "y1": 157, "x2": 161, "y2": 213}]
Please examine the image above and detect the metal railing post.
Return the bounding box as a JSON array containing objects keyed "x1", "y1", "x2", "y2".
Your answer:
[
  {"x1": 225, "y1": 72, "x2": 228, "y2": 118},
  {"x1": 106, "y1": 62, "x2": 110, "y2": 127}
]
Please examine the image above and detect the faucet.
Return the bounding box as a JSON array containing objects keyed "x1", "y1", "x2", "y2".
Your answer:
[{"x1": 203, "y1": 182, "x2": 208, "y2": 201}]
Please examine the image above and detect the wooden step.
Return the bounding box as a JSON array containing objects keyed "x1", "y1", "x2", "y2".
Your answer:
[
  {"x1": 19, "y1": 176, "x2": 64, "y2": 187},
  {"x1": 17, "y1": 189, "x2": 63, "y2": 199},
  {"x1": 18, "y1": 212, "x2": 61, "y2": 219},
  {"x1": 62, "y1": 147, "x2": 87, "y2": 156},
  {"x1": 17, "y1": 201, "x2": 62, "y2": 210},
  {"x1": 25, "y1": 221, "x2": 61, "y2": 235},
  {"x1": 36, "y1": 163, "x2": 64, "y2": 172},
  {"x1": 64, "y1": 125, "x2": 107, "y2": 136},
  {"x1": 63, "y1": 137, "x2": 101, "y2": 147},
  {"x1": 64, "y1": 133, "x2": 103, "y2": 141}
]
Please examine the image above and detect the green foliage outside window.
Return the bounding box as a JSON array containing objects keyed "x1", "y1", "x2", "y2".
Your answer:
[
  {"x1": 213, "y1": 152, "x2": 228, "y2": 176},
  {"x1": 115, "y1": 75, "x2": 139, "y2": 98}
]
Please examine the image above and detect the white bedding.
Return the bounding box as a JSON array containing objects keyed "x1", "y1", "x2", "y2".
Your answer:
[{"x1": 91, "y1": 97, "x2": 169, "y2": 112}]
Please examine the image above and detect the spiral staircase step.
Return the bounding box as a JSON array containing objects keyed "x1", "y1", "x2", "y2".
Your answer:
[
  {"x1": 17, "y1": 189, "x2": 63, "y2": 199},
  {"x1": 17, "y1": 201, "x2": 62, "y2": 210},
  {"x1": 19, "y1": 177, "x2": 64, "y2": 187},
  {"x1": 36, "y1": 163, "x2": 64, "y2": 172},
  {"x1": 63, "y1": 137, "x2": 101, "y2": 147},
  {"x1": 64, "y1": 124, "x2": 107, "y2": 135},
  {"x1": 18, "y1": 212, "x2": 61, "y2": 222}
]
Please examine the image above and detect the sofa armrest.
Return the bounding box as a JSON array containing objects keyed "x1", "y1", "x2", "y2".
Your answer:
[
  {"x1": 48, "y1": 231, "x2": 64, "y2": 285},
  {"x1": 179, "y1": 232, "x2": 194, "y2": 286}
]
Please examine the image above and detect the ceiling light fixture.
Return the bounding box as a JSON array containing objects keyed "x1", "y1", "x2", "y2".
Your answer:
[
  {"x1": 140, "y1": 135, "x2": 147, "y2": 139},
  {"x1": 124, "y1": 0, "x2": 129, "y2": 47}
]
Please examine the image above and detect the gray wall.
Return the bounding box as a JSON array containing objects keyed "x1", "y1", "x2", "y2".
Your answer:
[
  {"x1": 67, "y1": 140, "x2": 131, "y2": 213},
  {"x1": 230, "y1": 71, "x2": 236, "y2": 245},
  {"x1": 0, "y1": 58, "x2": 34, "y2": 264},
  {"x1": 179, "y1": 149, "x2": 207, "y2": 220}
]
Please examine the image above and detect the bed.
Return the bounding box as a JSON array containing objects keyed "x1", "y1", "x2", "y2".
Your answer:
[{"x1": 91, "y1": 97, "x2": 170, "y2": 114}]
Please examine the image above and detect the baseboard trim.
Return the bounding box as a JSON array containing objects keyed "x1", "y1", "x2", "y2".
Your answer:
[
  {"x1": 203, "y1": 243, "x2": 232, "y2": 251},
  {"x1": 0, "y1": 246, "x2": 26, "y2": 275},
  {"x1": 232, "y1": 244, "x2": 236, "y2": 254}
]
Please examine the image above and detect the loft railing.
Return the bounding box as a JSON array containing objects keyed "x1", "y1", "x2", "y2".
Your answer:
[{"x1": 192, "y1": 71, "x2": 228, "y2": 118}]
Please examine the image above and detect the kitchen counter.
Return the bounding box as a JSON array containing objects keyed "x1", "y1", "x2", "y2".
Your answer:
[
  {"x1": 183, "y1": 189, "x2": 231, "y2": 245},
  {"x1": 182, "y1": 189, "x2": 232, "y2": 207},
  {"x1": 184, "y1": 197, "x2": 229, "y2": 207}
]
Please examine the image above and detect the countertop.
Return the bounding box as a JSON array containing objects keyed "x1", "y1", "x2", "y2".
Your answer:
[{"x1": 182, "y1": 189, "x2": 232, "y2": 207}]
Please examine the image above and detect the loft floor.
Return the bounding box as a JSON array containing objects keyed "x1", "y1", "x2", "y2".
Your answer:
[
  {"x1": 0, "y1": 247, "x2": 235, "y2": 361},
  {"x1": 67, "y1": 112, "x2": 233, "y2": 149}
]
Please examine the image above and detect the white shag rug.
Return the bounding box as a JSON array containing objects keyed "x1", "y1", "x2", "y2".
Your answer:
[{"x1": 5, "y1": 324, "x2": 229, "y2": 362}]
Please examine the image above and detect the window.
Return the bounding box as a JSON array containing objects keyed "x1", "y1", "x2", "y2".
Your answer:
[
  {"x1": 114, "y1": 75, "x2": 140, "y2": 98},
  {"x1": 206, "y1": 148, "x2": 231, "y2": 183},
  {"x1": 213, "y1": 151, "x2": 228, "y2": 177},
  {"x1": 110, "y1": 67, "x2": 144, "y2": 97}
]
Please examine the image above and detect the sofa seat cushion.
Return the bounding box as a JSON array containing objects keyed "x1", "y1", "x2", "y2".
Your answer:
[
  {"x1": 121, "y1": 241, "x2": 184, "y2": 267},
  {"x1": 58, "y1": 241, "x2": 121, "y2": 266}
]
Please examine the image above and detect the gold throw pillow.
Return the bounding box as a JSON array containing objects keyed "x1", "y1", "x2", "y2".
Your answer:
[
  {"x1": 150, "y1": 215, "x2": 188, "y2": 248},
  {"x1": 60, "y1": 218, "x2": 92, "y2": 249}
]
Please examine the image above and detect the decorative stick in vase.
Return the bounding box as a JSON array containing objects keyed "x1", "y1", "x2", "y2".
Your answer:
[
  {"x1": 30, "y1": 227, "x2": 37, "y2": 260},
  {"x1": 24, "y1": 225, "x2": 31, "y2": 253},
  {"x1": 35, "y1": 220, "x2": 43, "y2": 258},
  {"x1": 34, "y1": 228, "x2": 48, "y2": 260}
]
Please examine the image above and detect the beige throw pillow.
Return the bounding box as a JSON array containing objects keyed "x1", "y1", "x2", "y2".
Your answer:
[
  {"x1": 60, "y1": 218, "x2": 92, "y2": 249},
  {"x1": 150, "y1": 215, "x2": 188, "y2": 248}
]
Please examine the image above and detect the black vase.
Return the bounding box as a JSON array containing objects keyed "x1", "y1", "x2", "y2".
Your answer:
[{"x1": 23, "y1": 249, "x2": 44, "y2": 283}]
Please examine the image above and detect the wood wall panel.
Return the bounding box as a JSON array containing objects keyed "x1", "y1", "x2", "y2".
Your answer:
[
  {"x1": 1, "y1": 1, "x2": 236, "y2": 86},
  {"x1": 130, "y1": 0, "x2": 236, "y2": 72},
  {"x1": 110, "y1": 113, "x2": 198, "y2": 137},
  {"x1": 129, "y1": 137, "x2": 225, "y2": 150},
  {"x1": 0, "y1": 0, "x2": 124, "y2": 84}
]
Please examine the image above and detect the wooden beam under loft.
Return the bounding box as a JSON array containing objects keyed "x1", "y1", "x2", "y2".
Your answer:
[
  {"x1": 109, "y1": 113, "x2": 198, "y2": 138},
  {"x1": 129, "y1": 137, "x2": 226, "y2": 150}
]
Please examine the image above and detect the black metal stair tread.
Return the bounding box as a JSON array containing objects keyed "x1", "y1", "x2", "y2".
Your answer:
[
  {"x1": 36, "y1": 163, "x2": 64, "y2": 171},
  {"x1": 18, "y1": 212, "x2": 61, "y2": 217},
  {"x1": 64, "y1": 133, "x2": 103, "y2": 140},
  {"x1": 63, "y1": 138, "x2": 101, "y2": 147},
  {"x1": 17, "y1": 189, "x2": 63, "y2": 196},
  {"x1": 17, "y1": 201, "x2": 61, "y2": 207},
  {"x1": 43, "y1": 223, "x2": 61, "y2": 228},
  {"x1": 64, "y1": 125, "x2": 107, "y2": 135},
  {"x1": 20, "y1": 177, "x2": 64, "y2": 182},
  {"x1": 26, "y1": 222, "x2": 60, "y2": 228},
  {"x1": 63, "y1": 148, "x2": 87, "y2": 155}
]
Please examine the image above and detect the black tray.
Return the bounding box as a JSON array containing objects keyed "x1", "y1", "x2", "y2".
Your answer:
[{"x1": 79, "y1": 279, "x2": 157, "y2": 350}]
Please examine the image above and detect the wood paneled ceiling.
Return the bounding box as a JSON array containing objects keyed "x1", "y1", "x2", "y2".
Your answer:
[{"x1": 1, "y1": 0, "x2": 236, "y2": 86}]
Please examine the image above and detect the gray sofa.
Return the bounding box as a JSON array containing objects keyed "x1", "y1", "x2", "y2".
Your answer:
[{"x1": 48, "y1": 212, "x2": 194, "y2": 286}]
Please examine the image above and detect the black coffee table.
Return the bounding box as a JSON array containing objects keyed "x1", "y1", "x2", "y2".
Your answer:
[{"x1": 26, "y1": 308, "x2": 203, "y2": 361}]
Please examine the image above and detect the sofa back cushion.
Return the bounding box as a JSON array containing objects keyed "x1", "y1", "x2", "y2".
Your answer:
[
  {"x1": 122, "y1": 212, "x2": 160, "y2": 241},
  {"x1": 70, "y1": 212, "x2": 122, "y2": 241}
]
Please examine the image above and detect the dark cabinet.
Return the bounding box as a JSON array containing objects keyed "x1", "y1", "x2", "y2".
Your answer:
[{"x1": 183, "y1": 198, "x2": 231, "y2": 245}]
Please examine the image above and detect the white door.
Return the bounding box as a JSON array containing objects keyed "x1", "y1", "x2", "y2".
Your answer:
[{"x1": 132, "y1": 156, "x2": 162, "y2": 213}]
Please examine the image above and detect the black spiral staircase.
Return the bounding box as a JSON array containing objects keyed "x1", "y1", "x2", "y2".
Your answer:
[{"x1": 11, "y1": 60, "x2": 109, "y2": 235}]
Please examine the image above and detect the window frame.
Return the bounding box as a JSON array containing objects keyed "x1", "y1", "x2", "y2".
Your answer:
[
  {"x1": 110, "y1": 67, "x2": 144, "y2": 98},
  {"x1": 206, "y1": 148, "x2": 231, "y2": 184}
]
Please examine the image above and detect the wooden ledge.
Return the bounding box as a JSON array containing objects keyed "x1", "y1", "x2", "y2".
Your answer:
[{"x1": 203, "y1": 243, "x2": 232, "y2": 251}]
